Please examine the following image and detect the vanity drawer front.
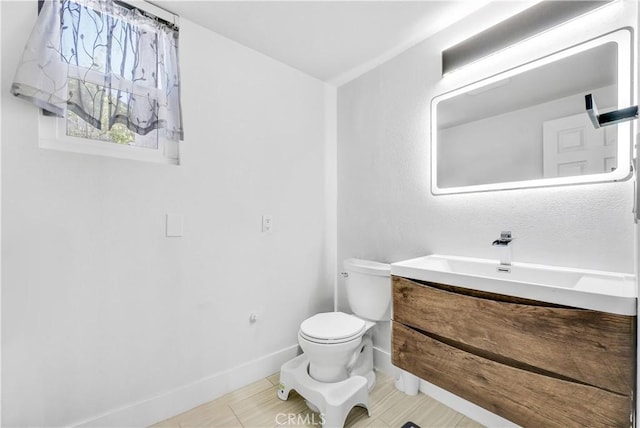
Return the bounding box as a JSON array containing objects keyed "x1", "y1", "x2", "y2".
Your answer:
[
  {"x1": 392, "y1": 321, "x2": 632, "y2": 428},
  {"x1": 392, "y1": 275, "x2": 635, "y2": 395}
]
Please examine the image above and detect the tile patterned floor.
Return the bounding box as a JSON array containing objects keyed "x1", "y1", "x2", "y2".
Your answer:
[{"x1": 150, "y1": 371, "x2": 485, "y2": 428}]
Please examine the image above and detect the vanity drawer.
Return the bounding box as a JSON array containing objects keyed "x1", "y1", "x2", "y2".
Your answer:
[
  {"x1": 392, "y1": 321, "x2": 633, "y2": 428},
  {"x1": 392, "y1": 275, "x2": 635, "y2": 395}
]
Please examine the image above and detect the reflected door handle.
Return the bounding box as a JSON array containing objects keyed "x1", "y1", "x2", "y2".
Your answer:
[{"x1": 586, "y1": 93, "x2": 638, "y2": 129}]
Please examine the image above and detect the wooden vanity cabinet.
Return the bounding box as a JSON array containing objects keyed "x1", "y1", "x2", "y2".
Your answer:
[{"x1": 391, "y1": 275, "x2": 636, "y2": 427}]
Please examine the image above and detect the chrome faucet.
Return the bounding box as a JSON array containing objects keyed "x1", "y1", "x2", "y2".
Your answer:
[{"x1": 492, "y1": 231, "x2": 513, "y2": 266}]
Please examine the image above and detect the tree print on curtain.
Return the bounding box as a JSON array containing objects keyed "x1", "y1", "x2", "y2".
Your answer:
[{"x1": 11, "y1": 0, "x2": 183, "y2": 142}]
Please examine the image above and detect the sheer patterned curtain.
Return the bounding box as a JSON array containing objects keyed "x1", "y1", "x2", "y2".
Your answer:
[{"x1": 11, "y1": 0, "x2": 183, "y2": 142}]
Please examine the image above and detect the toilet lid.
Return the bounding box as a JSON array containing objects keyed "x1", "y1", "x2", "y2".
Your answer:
[{"x1": 300, "y1": 312, "x2": 366, "y2": 341}]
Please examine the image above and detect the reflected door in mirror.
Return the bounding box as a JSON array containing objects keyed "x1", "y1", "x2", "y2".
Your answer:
[{"x1": 543, "y1": 112, "x2": 617, "y2": 178}]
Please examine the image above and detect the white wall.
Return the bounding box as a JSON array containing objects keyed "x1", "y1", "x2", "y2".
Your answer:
[
  {"x1": 1, "y1": 2, "x2": 333, "y2": 426},
  {"x1": 337, "y1": 0, "x2": 637, "y2": 352}
]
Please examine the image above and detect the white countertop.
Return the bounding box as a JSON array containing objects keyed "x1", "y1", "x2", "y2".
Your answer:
[{"x1": 391, "y1": 254, "x2": 637, "y2": 316}]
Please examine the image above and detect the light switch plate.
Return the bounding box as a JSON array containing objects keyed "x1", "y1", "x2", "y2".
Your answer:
[{"x1": 166, "y1": 213, "x2": 184, "y2": 237}]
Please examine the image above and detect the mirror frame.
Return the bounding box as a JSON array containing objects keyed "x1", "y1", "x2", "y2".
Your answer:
[{"x1": 431, "y1": 28, "x2": 633, "y2": 195}]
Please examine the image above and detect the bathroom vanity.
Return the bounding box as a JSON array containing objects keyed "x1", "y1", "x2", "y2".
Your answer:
[{"x1": 390, "y1": 255, "x2": 636, "y2": 427}]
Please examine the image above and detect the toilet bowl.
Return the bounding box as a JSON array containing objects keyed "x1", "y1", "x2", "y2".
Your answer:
[
  {"x1": 298, "y1": 311, "x2": 374, "y2": 383},
  {"x1": 297, "y1": 259, "x2": 391, "y2": 386}
]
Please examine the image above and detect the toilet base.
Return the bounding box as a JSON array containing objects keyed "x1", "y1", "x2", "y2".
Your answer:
[{"x1": 277, "y1": 354, "x2": 371, "y2": 428}]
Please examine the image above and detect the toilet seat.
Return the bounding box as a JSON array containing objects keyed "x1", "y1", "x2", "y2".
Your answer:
[{"x1": 299, "y1": 312, "x2": 365, "y2": 344}]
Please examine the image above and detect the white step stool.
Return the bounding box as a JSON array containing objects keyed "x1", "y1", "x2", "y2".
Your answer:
[{"x1": 277, "y1": 354, "x2": 371, "y2": 428}]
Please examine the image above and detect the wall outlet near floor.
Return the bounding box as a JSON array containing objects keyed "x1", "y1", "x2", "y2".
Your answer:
[{"x1": 261, "y1": 215, "x2": 273, "y2": 233}]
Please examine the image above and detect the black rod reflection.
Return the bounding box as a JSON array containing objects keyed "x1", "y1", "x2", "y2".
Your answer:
[{"x1": 585, "y1": 93, "x2": 638, "y2": 129}]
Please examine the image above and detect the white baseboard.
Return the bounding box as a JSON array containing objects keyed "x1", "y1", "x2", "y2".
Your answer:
[
  {"x1": 372, "y1": 347, "x2": 515, "y2": 428},
  {"x1": 74, "y1": 345, "x2": 300, "y2": 428},
  {"x1": 372, "y1": 346, "x2": 396, "y2": 377}
]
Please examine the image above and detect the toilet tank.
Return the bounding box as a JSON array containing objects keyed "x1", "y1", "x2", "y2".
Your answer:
[{"x1": 343, "y1": 258, "x2": 391, "y2": 321}]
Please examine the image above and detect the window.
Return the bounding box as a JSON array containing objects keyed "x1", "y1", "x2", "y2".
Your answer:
[
  {"x1": 13, "y1": 0, "x2": 183, "y2": 164},
  {"x1": 39, "y1": 108, "x2": 178, "y2": 164}
]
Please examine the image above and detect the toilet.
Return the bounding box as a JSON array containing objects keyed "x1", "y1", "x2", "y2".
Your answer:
[
  {"x1": 278, "y1": 258, "x2": 391, "y2": 427},
  {"x1": 299, "y1": 258, "x2": 391, "y2": 386}
]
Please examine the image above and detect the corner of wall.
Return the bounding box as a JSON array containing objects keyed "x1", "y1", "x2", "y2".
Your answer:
[{"x1": 324, "y1": 84, "x2": 338, "y2": 311}]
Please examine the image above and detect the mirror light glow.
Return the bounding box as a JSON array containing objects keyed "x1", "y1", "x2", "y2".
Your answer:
[{"x1": 431, "y1": 29, "x2": 633, "y2": 195}]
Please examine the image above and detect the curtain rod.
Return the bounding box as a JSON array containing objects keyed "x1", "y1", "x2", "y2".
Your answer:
[
  {"x1": 114, "y1": 0, "x2": 179, "y2": 31},
  {"x1": 37, "y1": 0, "x2": 179, "y2": 31}
]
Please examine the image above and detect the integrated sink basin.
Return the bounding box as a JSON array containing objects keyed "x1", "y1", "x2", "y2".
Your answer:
[{"x1": 391, "y1": 254, "x2": 637, "y2": 315}]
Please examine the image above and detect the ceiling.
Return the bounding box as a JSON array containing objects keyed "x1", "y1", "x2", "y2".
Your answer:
[{"x1": 153, "y1": 1, "x2": 489, "y2": 85}]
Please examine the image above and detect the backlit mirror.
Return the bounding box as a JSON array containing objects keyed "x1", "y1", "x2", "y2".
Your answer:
[{"x1": 431, "y1": 29, "x2": 632, "y2": 195}]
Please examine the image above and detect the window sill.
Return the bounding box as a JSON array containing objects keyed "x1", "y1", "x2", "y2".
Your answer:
[{"x1": 39, "y1": 113, "x2": 179, "y2": 165}]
